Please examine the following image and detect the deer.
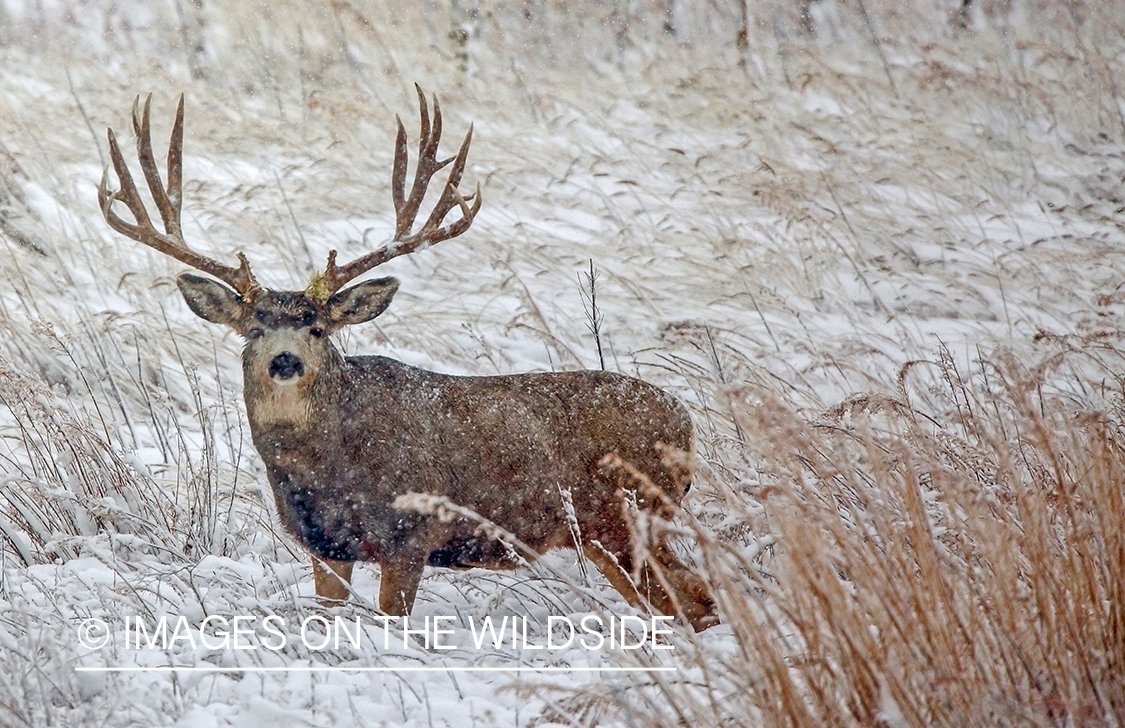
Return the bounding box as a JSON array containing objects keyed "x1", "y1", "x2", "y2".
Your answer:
[{"x1": 97, "y1": 91, "x2": 717, "y2": 632}]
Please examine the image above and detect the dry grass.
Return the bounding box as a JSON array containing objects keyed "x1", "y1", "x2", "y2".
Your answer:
[
  {"x1": 538, "y1": 339, "x2": 1125, "y2": 727},
  {"x1": 744, "y1": 360, "x2": 1123, "y2": 725},
  {"x1": 0, "y1": 0, "x2": 1123, "y2": 725}
]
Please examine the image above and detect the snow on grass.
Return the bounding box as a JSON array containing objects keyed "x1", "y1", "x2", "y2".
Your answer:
[{"x1": 0, "y1": 0, "x2": 1123, "y2": 725}]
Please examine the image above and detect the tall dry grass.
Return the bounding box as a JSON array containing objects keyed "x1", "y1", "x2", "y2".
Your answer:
[
  {"x1": 536, "y1": 341, "x2": 1125, "y2": 727},
  {"x1": 0, "y1": 0, "x2": 1123, "y2": 724}
]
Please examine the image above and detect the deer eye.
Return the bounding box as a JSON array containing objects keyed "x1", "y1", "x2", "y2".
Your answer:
[
  {"x1": 309, "y1": 327, "x2": 324, "y2": 339},
  {"x1": 249, "y1": 328, "x2": 264, "y2": 340}
]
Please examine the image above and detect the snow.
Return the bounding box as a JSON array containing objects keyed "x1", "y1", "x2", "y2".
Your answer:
[{"x1": 0, "y1": 0, "x2": 1121, "y2": 724}]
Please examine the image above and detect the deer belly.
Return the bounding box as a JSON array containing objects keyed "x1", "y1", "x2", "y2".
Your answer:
[{"x1": 427, "y1": 532, "x2": 521, "y2": 570}]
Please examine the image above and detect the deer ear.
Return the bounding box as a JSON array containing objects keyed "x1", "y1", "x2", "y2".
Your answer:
[
  {"x1": 326, "y1": 277, "x2": 399, "y2": 327},
  {"x1": 177, "y1": 273, "x2": 246, "y2": 327}
]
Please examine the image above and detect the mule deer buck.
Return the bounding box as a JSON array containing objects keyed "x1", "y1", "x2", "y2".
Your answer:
[{"x1": 97, "y1": 91, "x2": 717, "y2": 631}]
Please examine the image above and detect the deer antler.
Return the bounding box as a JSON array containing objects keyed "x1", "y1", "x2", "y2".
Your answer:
[
  {"x1": 98, "y1": 94, "x2": 261, "y2": 300},
  {"x1": 306, "y1": 85, "x2": 481, "y2": 302}
]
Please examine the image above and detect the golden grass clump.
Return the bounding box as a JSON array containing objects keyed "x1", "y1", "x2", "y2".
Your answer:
[{"x1": 608, "y1": 348, "x2": 1125, "y2": 727}]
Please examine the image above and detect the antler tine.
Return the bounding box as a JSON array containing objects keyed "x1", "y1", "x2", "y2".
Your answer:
[
  {"x1": 133, "y1": 94, "x2": 181, "y2": 239},
  {"x1": 98, "y1": 95, "x2": 259, "y2": 299},
  {"x1": 309, "y1": 87, "x2": 481, "y2": 301},
  {"x1": 419, "y1": 122, "x2": 475, "y2": 233},
  {"x1": 395, "y1": 85, "x2": 450, "y2": 240}
]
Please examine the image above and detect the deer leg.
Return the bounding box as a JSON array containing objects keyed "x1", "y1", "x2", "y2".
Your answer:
[
  {"x1": 582, "y1": 542, "x2": 645, "y2": 611},
  {"x1": 584, "y1": 539, "x2": 718, "y2": 632},
  {"x1": 584, "y1": 539, "x2": 682, "y2": 624},
  {"x1": 645, "y1": 541, "x2": 719, "y2": 632},
  {"x1": 378, "y1": 555, "x2": 426, "y2": 616},
  {"x1": 312, "y1": 557, "x2": 355, "y2": 603}
]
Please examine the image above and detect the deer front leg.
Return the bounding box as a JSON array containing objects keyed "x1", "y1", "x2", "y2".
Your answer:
[
  {"x1": 378, "y1": 554, "x2": 426, "y2": 616},
  {"x1": 312, "y1": 556, "x2": 355, "y2": 603}
]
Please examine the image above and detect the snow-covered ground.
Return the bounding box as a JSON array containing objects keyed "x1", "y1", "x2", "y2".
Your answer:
[{"x1": 0, "y1": 1, "x2": 1121, "y2": 725}]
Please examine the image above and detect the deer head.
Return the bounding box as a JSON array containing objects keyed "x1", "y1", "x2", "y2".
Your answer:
[{"x1": 98, "y1": 89, "x2": 481, "y2": 397}]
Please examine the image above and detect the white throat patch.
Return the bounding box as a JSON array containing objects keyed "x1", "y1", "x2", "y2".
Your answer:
[{"x1": 250, "y1": 383, "x2": 313, "y2": 427}]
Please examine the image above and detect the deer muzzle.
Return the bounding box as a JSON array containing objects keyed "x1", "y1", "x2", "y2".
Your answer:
[{"x1": 268, "y1": 351, "x2": 305, "y2": 382}]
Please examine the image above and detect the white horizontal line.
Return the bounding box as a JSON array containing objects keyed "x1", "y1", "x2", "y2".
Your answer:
[{"x1": 75, "y1": 666, "x2": 677, "y2": 673}]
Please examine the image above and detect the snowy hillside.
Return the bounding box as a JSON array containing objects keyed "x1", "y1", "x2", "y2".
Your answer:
[{"x1": 0, "y1": 1, "x2": 1122, "y2": 725}]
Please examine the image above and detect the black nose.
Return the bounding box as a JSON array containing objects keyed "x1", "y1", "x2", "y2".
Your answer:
[{"x1": 268, "y1": 352, "x2": 305, "y2": 380}]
